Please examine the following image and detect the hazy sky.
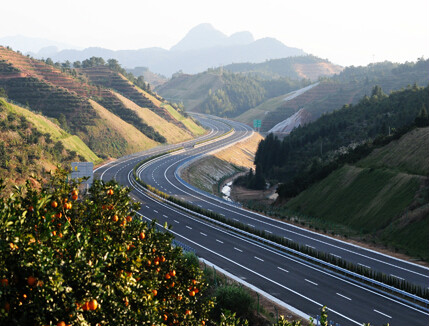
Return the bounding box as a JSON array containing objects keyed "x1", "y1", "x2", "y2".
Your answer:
[{"x1": 2, "y1": 0, "x2": 428, "y2": 67}]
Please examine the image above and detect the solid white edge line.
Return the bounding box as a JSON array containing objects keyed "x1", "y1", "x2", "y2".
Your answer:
[
  {"x1": 134, "y1": 211, "x2": 363, "y2": 326},
  {"x1": 128, "y1": 169, "x2": 429, "y2": 316},
  {"x1": 200, "y1": 258, "x2": 312, "y2": 321}
]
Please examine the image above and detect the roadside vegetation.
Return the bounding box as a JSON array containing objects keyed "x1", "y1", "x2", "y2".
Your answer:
[
  {"x1": 237, "y1": 85, "x2": 429, "y2": 260},
  {"x1": 1, "y1": 170, "x2": 348, "y2": 326}
]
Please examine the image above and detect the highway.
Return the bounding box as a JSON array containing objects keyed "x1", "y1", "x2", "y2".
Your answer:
[{"x1": 95, "y1": 114, "x2": 429, "y2": 325}]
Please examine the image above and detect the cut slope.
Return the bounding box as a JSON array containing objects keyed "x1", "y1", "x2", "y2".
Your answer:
[{"x1": 285, "y1": 127, "x2": 429, "y2": 259}]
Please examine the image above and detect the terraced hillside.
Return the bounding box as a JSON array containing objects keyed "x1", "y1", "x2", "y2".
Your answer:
[
  {"x1": 262, "y1": 59, "x2": 429, "y2": 131},
  {"x1": 0, "y1": 97, "x2": 100, "y2": 191},
  {"x1": 0, "y1": 47, "x2": 205, "y2": 159}
]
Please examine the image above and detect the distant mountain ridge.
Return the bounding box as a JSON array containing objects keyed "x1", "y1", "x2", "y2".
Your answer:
[
  {"x1": 0, "y1": 24, "x2": 306, "y2": 77},
  {"x1": 170, "y1": 23, "x2": 255, "y2": 51}
]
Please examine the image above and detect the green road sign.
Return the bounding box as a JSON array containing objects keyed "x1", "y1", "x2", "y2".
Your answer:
[{"x1": 253, "y1": 119, "x2": 261, "y2": 128}]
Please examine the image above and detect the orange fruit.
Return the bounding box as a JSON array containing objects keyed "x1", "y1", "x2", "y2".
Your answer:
[
  {"x1": 152, "y1": 289, "x2": 157, "y2": 296},
  {"x1": 82, "y1": 301, "x2": 90, "y2": 311},
  {"x1": 189, "y1": 291, "x2": 195, "y2": 297},
  {"x1": 28, "y1": 206, "x2": 34, "y2": 212},
  {"x1": 51, "y1": 201, "x2": 58, "y2": 208},
  {"x1": 139, "y1": 232, "x2": 145, "y2": 240},
  {"x1": 72, "y1": 194, "x2": 78, "y2": 201},
  {"x1": 107, "y1": 189, "x2": 114, "y2": 195},
  {"x1": 112, "y1": 215, "x2": 119, "y2": 222},
  {"x1": 165, "y1": 273, "x2": 171, "y2": 280},
  {"x1": 126, "y1": 215, "x2": 132, "y2": 222},
  {"x1": 169, "y1": 270, "x2": 176, "y2": 277},
  {"x1": 27, "y1": 276, "x2": 37, "y2": 287},
  {"x1": 88, "y1": 299, "x2": 98, "y2": 310},
  {"x1": 1, "y1": 278, "x2": 8, "y2": 287},
  {"x1": 57, "y1": 322, "x2": 66, "y2": 326}
]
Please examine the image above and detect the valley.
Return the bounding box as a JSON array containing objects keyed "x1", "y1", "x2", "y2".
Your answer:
[{"x1": 1, "y1": 11, "x2": 428, "y2": 326}]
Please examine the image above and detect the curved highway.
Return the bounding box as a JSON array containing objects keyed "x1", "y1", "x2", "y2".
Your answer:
[{"x1": 95, "y1": 114, "x2": 429, "y2": 326}]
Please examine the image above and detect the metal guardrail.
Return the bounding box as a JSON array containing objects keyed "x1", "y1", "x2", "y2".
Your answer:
[{"x1": 131, "y1": 166, "x2": 429, "y2": 309}]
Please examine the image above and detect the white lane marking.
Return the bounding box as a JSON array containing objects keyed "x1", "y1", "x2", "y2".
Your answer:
[
  {"x1": 306, "y1": 244, "x2": 315, "y2": 249},
  {"x1": 233, "y1": 218, "x2": 239, "y2": 221},
  {"x1": 284, "y1": 237, "x2": 292, "y2": 241},
  {"x1": 373, "y1": 309, "x2": 392, "y2": 319},
  {"x1": 153, "y1": 210, "x2": 158, "y2": 213},
  {"x1": 216, "y1": 239, "x2": 224, "y2": 244},
  {"x1": 336, "y1": 293, "x2": 352, "y2": 301},
  {"x1": 129, "y1": 173, "x2": 427, "y2": 323},
  {"x1": 248, "y1": 224, "x2": 255, "y2": 228},
  {"x1": 145, "y1": 205, "x2": 150, "y2": 209},
  {"x1": 163, "y1": 214, "x2": 168, "y2": 218},
  {"x1": 254, "y1": 256, "x2": 264, "y2": 262},
  {"x1": 234, "y1": 247, "x2": 243, "y2": 252},
  {"x1": 200, "y1": 232, "x2": 207, "y2": 237},
  {"x1": 390, "y1": 274, "x2": 404, "y2": 280},
  {"x1": 265, "y1": 230, "x2": 272, "y2": 234},
  {"x1": 277, "y1": 267, "x2": 289, "y2": 273},
  {"x1": 305, "y1": 279, "x2": 318, "y2": 286},
  {"x1": 173, "y1": 220, "x2": 180, "y2": 224},
  {"x1": 186, "y1": 226, "x2": 192, "y2": 230},
  {"x1": 331, "y1": 253, "x2": 342, "y2": 259},
  {"x1": 164, "y1": 153, "x2": 429, "y2": 278},
  {"x1": 358, "y1": 263, "x2": 371, "y2": 269}
]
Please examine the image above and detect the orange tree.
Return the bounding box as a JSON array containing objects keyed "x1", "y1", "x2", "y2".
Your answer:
[{"x1": 0, "y1": 170, "x2": 213, "y2": 325}]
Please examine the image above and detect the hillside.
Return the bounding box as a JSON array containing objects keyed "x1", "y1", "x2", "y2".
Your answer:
[
  {"x1": 0, "y1": 47, "x2": 204, "y2": 159},
  {"x1": 285, "y1": 127, "x2": 429, "y2": 260},
  {"x1": 156, "y1": 69, "x2": 308, "y2": 117},
  {"x1": 261, "y1": 59, "x2": 429, "y2": 131},
  {"x1": 254, "y1": 85, "x2": 428, "y2": 193},
  {"x1": 0, "y1": 97, "x2": 99, "y2": 190},
  {"x1": 224, "y1": 55, "x2": 343, "y2": 81}
]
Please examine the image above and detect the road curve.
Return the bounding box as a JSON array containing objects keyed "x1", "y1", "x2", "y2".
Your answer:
[{"x1": 95, "y1": 114, "x2": 429, "y2": 326}]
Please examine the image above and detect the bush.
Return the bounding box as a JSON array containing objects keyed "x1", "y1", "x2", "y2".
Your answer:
[
  {"x1": 0, "y1": 170, "x2": 212, "y2": 325},
  {"x1": 212, "y1": 285, "x2": 254, "y2": 321}
]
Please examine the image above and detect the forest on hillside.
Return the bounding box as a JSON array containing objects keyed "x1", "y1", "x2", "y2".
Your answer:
[
  {"x1": 199, "y1": 70, "x2": 309, "y2": 117},
  {"x1": 242, "y1": 85, "x2": 429, "y2": 196}
]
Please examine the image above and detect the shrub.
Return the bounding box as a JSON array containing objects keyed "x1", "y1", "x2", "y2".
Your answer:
[{"x1": 0, "y1": 170, "x2": 212, "y2": 325}]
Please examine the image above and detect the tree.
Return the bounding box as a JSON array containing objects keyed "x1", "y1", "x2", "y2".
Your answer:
[
  {"x1": 415, "y1": 104, "x2": 429, "y2": 127},
  {"x1": 0, "y1": 170, "x2": 212, "y2": 325}
]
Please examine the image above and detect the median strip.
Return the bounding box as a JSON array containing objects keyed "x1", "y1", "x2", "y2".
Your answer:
[{"x1": 132, "y1": 146, "x2": 429, "y2": 303}]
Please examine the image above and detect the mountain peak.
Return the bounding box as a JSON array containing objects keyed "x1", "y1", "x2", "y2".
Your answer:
[
  {"x1": 170, "y1": 24, "x2": 255, "y2": 52},
  {"x1": 170, "y1": 23, "x2": 227, "y2": 52}
]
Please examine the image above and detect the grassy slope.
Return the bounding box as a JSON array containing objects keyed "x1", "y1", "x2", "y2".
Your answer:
[
  {"x1": 2, "y1": 98, "x2": 100, "y2": 163},
  {"x1": 162, "y1": 104, "x2": 206, "y2": 136},
  {"x1": 114, "y1": 92, "x2": 192, "y2": 143},
  {"x1": 234, "y1": 92, "x2": 294, "y2": 125},
  {"x1": 83, "y1": 100, "x2": 158, "y2": 157},
  {"x1": 285, "y1": 127, "x2": 429, "y2": 259}
]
